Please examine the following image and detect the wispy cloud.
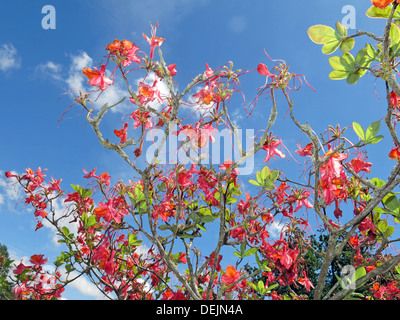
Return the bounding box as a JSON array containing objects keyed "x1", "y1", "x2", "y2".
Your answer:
[
  {"x1": 35, "y1": 61, "x2": 63, "y2": 81},
  {"x1": 0, "y1": 44, "x2": 21, "y2": 72}
]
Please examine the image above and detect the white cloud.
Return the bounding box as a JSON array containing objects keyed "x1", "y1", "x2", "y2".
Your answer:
[
  {"x1": 0, "y1": 170, "x2": 22, "y2": 204},
  {"x1": 63, "y1": 270, "x2": 108, "y2": 300},
  {"x1": 0, "y1": 44, "x2": 21, "y2": 72},
  {"x1": 105, "y1": 0, "x2": 210, "y2": 26},
  {"x1": 65, "y1": 51, "x2": 93, "y2": 92},
  {"x1": 35, "y1": 61, "x2": 63, "y2": 81},
  {"x1": 267, "y1": 221, "x2": 285, "y2": 239},
  {"x1": 228, "y1": 16, "x2": 246, "y2": 34}
]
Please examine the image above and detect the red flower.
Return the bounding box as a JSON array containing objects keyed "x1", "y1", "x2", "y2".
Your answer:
[
  {"x1": 82, "y1": 65, "x2": 112, "y2": 91},
  {"x1": 389, "y1": 146, "x2": 400, "y2": 160},
  {"x1": 257, "y1": 63, "x2": 275, "y2": 78},
  {"x1": 29, "y1": 254, "x2": 48, "y2": 268},
  {"x1": 347, "y1": 156, "x2": 372, "y2": 174},
  {"x1": 114, "y1": 123, "x2": 128, "y2": 144},
  {"x1": 221, "y1": 265, "x2": 241, "y2": 291},
  {"x1": 143, "y1": 23, "x2": 165, "y2": 61},
  {"x1": 295, "y1": 142, "x2": 313, "y2": 157},
  {"x1": 262, "y1": 134, "x2": 285, "y2": 162},
  {"x1": 371, "y1": 0, "x2": 397, "y2": 9},
  {"x1": 298, "y1": 271, "x2": 314, "y2": 292},
  {"x1": 5, "y1": 171, "x2": 17, "y2": 178},
  {"x1": 167, "y1": 64, "x2": 177, "y2": 77}
]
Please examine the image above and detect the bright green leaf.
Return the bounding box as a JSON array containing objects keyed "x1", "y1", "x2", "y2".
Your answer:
[
  {"x1": 86, "y1": 214, "x2": 97, "y2": 228},
  {"x1": 329, "y1": 70, "x2": 349, "y2": 80},
  {"x1": 336, "y1": 21, "x2": 347, "y2": 37},
  {"x1": 390, "y1": 23, "x2": 400, "y2": 48},
  {"x1": 365, "y1": 121, "x2": 381, "y2": 141},
  {"x1": 352, "y1": 122, "x2": 365, "y2": 141},
  {"x1": 366, "y1": 6, "x2": 393, "y2": 19},
  {"x1": 340, "y1": 38, "x2": 355, "y2": 53},
  {"x1": 367, "y1": 135, "x2": 384, "y2": 144},
  {"x1": 249, "y1": 179, "x2": 261, "y2": 186},
  {"x1": 308, "y1": 25, "x2": 338, "y2": 44},
  {"x1": 377, "y1": 219, "x2": 388, "y2": 233},
  {"x1": 244, "y1": 247, "x2": 258, "y2": 257},
  {"x1": 385, "y1": 226, "x2": 395, "y2": 237},
  {"x1": 322, "y1": 40, "x2": 342, "y2": 55}
]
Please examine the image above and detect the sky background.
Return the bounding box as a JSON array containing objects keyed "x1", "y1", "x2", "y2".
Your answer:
[{"x1": 0, "y1": 0, "x2": 396, "y2": 299}]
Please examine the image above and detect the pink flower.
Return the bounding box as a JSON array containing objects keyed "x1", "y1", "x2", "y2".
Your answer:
[
  {"x1": 114, "y1": 122, "x2": 129, "y2": 144},
  {"x1": 219, "y1": 159, "x2": 240, "y2": 175},
  {"x1": 298, "y1": 271, "x2": 314, "y2": 292},
  {"x1": 30, "y1": 254, "x2": 48, "y2": 268},
  {"x1": 13, "y1": 261, "x2": 31, "y2": 275},
  {"x1": 257, "y1": 63, "x2": 275, "y2": 78},
  {"x1": 143, "y1": 23, "x2": 165, "y2": 60},
  {"x1": 82, "y1": 65, "x2": 113, "y2": 91},
  {"x1": 295, "y1": 142, "x2": 313, "y2": 157},
  {"x1": 132, "y1": 80, "x2": 163, "y2": 106},
  {"x1": 262, "y1": 134, "x2": 285, "y2": 162},
  {"x1": 131, "y1": 109, "x2": 153, "y2": 129},
  {"x1": 167, "y1": 64, "x2": 177, "y2": 76},
  {"x1": 287, "y1": 189, "x2": 313, "y2": 212},
  {"x1": 347, "y1": 156, "x2": 372, "y2": 174},
  {"x1": 221, "y1": 265, "x2": 241, "y2": 291}
]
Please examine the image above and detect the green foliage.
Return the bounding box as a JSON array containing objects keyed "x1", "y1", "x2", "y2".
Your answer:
[
  {"x1": 307, "y1": 22, "x2": 354, "y2": 55},
  {"x1": 249, "y1": 165, "x2": 280, "y2": 190},
  {"x1": 0, "y1": 243, "x2": 15, "y2": 300},
  {"x1": 352, "y1": 121, "x2": 383, "y2": 144}
]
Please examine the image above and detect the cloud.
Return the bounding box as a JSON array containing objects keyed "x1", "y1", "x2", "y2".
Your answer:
[
  {"x1": 0, "y1": 44, "x2": 21, "y2": 72},
  {"x1": 228, "y1": 16, "x2": 246, "y2": 34},
  {"x1": 65, "y1": 51, "x2": 93, "y2": 92},
  {"x1": 104, "y1": 0, "x2": 210, "y2": 26},
  {"x1": 63, "y1": 51, "x2": 131, "y2": 113},
  {"x1": 35, "y1": 61, "x2": 63, "y2": 81},
  {"x1": 0, "y1": 170, "x2": 23, "y2": 211},
  {"x1": 62, "y1": 270, "x2": 108, "y2": 299}
]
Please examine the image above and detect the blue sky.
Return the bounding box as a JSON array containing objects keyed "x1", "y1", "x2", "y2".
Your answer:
[{"x1": 0, "y1": 0, "x2": 397, "y2": 299}]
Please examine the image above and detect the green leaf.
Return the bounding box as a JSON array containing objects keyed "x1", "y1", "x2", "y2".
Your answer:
[
  {"x1": 128, "y1": 233, "x2": 142, "y2": 246},
  {"x1": 244, "y1": 247, "x2": 258, "y2": 257},
  {"x1": 307, "y1": 25, "x2": 338, "y2": 44},
  {"x1": 385, "y1": 226, "x2": 395, "y2": 237},
  {"x1": 371, "y1": 178, "x2": 386, "y2": 188},
  {"x1": 347, "y1": 72, "x2": 363, "y2": 85},
  {"x1": 196, "y1": 223, "x2": 207, "y2": 231},
  {"x1": 266, "y1": 283, "x2": 279, "y2": 292},
  {"x1": 179, "y1": 233, "x2": 195, "y2": 239},
  {"x1": 329, "y1": 70, "x2": 349, "y2": 80},
  {"x1": 199, "y1": 215, "x2": 215, "y2": 223},
  {"x1": 353, "y1": 122, "x2": 365, "y2": 141},
  {"x1": 249, "y1": 179, "x2": 261, "y2": 186},
  {"x1": 367, "y1": 135, "x2": 384, "y2": 144},
  {"x1": 377, "y1": 219, "x2": 388, "y2": 233},
  {"x1": 257, "y1": 280, "x2": 266, "y2": 294},
  {"x1": 390, "y1": 23, "x2": 400, "y2": 49},
  {"x1": 336, "y1": 21, "x2": 347, "y2": 37},
  {"x1": 354, "y1": 267, "x2": 366, "y2": 282},
  {"x1": 322, "y1": 40, "x2": 342, "y2": 55},
  {"x1": 384, "y1": 194, "x2": 399, "y2": 212},
  {"x1": 329, "y1": 55, "x2": 351, "y2": 72},
  {"x1": 365, "y1": 121, "x2": 381, "y2": 141},
  {"x1": 366, "y1": 6, "x2": 393, "y2": 19},
  {"x1": 61, "y1": 226, "x2": 70, "y2": 236},
  {"x1": 86, "y1": 214, "x2": 97, "y2": 228},
  {"x1": 340, "y1": 38, "x2": 355, "y2": 53},
  {"x1": 158, "y1": 224, "x2": 173, "y2": 231}
]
